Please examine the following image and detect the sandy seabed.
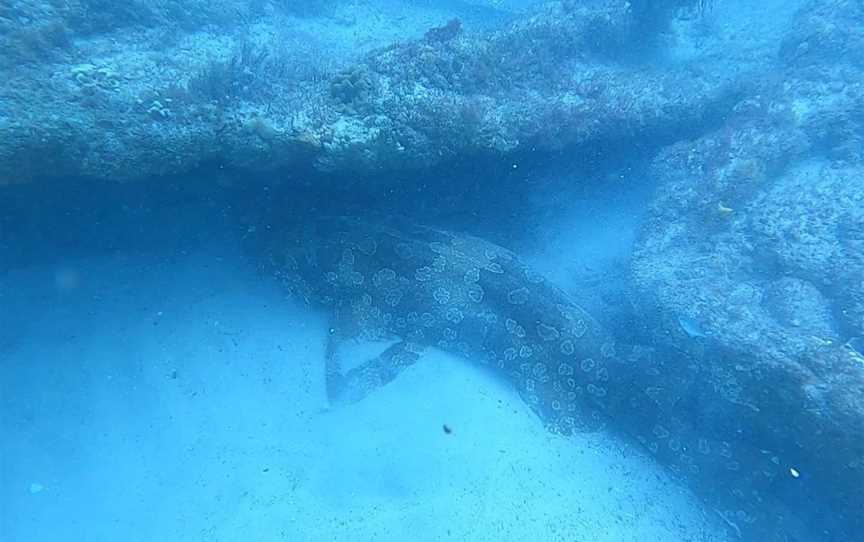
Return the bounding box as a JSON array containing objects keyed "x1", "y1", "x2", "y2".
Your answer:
[{"x1": 0, "y1": 238, "x2": 730, "y2": 542}]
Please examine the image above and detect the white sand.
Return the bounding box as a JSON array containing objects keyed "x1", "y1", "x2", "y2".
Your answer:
[{"x1": 0, "y1": 241, "x2": 729, "y2": 542}]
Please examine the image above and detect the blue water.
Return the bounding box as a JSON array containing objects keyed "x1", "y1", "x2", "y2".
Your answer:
[
  {"x1": 0, "y1": 178, "x2": 719, "y2": 541},
  {"x1": 2, "y1": 1, "x2": 862, "y2": 541}
]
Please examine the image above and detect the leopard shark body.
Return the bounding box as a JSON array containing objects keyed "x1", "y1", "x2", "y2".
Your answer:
[
  {"x1": 253, "y1": 215, "x2": 793, "y2": 539},
  {"x1": 258, "y1": 215, "x2": 621, "y2": 433}
]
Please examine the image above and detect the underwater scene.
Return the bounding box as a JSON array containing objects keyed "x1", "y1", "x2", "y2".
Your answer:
[{"x1": 1, "y1": 1, "x2": 863, "y2": 541}]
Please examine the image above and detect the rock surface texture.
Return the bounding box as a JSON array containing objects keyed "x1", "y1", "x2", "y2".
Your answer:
[
  {"x1": 0, "y1": 1, "x2": 737, "y2": 184},
  {"x1": 631, "y1": 1, "x2": 864, "y2": 539}
]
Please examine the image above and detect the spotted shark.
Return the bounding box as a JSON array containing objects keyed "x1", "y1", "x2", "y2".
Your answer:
[
  {"x1": 256, "y1": 215, "x2": 624, "y2": 433},
  {"x1": 252, "y1": 215, "x2": 797, "y2": 540}
]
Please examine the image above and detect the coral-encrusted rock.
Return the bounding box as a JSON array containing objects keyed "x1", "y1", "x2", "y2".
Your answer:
[
  {"x1": 631, "y1": 1, "x2": 864, "y2": 539},
  {"x1": 0, "y1": 1, "x2": 739, "y2": 185},
  {"x1": 311, "y1": 0, "x2": 744, "y2": 175}
]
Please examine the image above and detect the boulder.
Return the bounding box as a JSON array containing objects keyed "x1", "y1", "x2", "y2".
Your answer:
[
  {"x1": 0, "y1": 1, "x2": 739, "y2": 184},
  {"x1": 631, "y1": 1, "x2": 864, "y2": 538}
]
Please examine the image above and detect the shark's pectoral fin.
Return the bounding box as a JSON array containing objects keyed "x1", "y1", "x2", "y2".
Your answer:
[
  {"x1": 324, "y1": 303, "x2": 420, "y2": 406},
  {"x1": 326, "y1": 339, "x2": 426, "y2": 406}
]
